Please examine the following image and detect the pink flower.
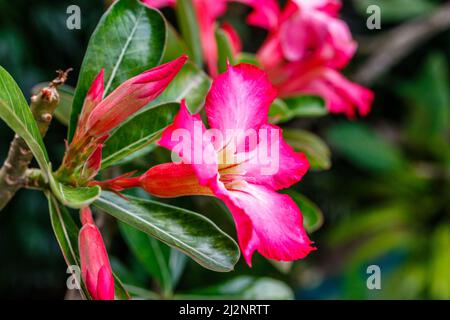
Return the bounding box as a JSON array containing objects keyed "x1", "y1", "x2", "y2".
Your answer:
[
  {"x1": 78, "y1": 207, "x2": 114, "y2": 300},
  {"x1": 84, "y1": 55, "x2": 187, "y2": 137},
  {"x1": 142, "y1": 0, "x2": 226, "y2": 77},
  {"x1": 241, "y1": 0, "x2": 374, "y2": 117},
  {"x1": 99, "y1": 64, "x2": 315, "y2": 265}
]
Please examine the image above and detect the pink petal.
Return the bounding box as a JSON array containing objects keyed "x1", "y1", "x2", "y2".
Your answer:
[
  {"x1": 74, "y1": 69, "x2": 104, "y2": 139},
  {"x1": 78, "y1": 209, "x2": 115, "y2": 300},
  {"x1": 140, "y1": 163, "x2": 214, "y2": 197},
  {"x1": 238, "y1": 124, "x2": 310, "y2": 190},
  {"x1": 81, "y1": 143, "x2": 103, "y2": 181},
  {"x1": 159, "y1": 101, "x2": 218, "y2": 186},
  {"x1": 86, "y1": 55, "x2": 187, "y2": 137},
  {"x1": 212, "y1": 181, "x2": 315, "y2": 265},
  {"x1": 205, "y1": 63, "x2": 277, "y2": 134},
  {"x1": 140, "y1": 0, "x2": 176, "y2": 8},
  {"x1": 303, "y1": 68, "x2": 374, "y2": 117},
  {"x1": 279, "y1": 4, "x2": 356, "y2": 68},
  {"x1": 96, "y1": 266, "x2": 115, "y2": 300},
  {"x1": 233, "y1": 0, "x2": 281, "y2": 30}
]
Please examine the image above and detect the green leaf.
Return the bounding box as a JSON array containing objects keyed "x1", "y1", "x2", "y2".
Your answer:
[
  {"x1": 175, "y1": 0, "x2": 203, "y2": 66},
  {"x1": 236, "y1": 53, "x2": 259, "y2": 66},
  {"x1": 352, "y1": 0, "x2": 436, "y2": 22},
  {"x1": 178, "y1": 276, "x2": 294, "y2": 300},
  {"x1": 47, "y1": 194, "x2": 130, "y2": 300},
  {"x1": 430, "y1": 224, "x2": 450, "y2": 299},
  {"x1": 216, "y1": 28, "x2": 235, "y2": 74},
  {"x1": 69, "y1": 0, "x2": 166, "y2": 140},
  {"x1": 269, "y1": 96, "x2": 327, "y2": 124},
  {"x1": 285, "y1": 190, "x2": 324, "y2": 233},
  {"x1": 119, "y1": 222, "x2": 173, "y2": 296},
  {"x1": 327, "y1": 123, "x2": 406, "y2": 173},
  {"x1": 162, "y1": 23, "x2": 190, "y2": 63},
  {"x1": 284, "y1": 95, "x2": 327, "y2": 118},
  {"x1": 148, "y1": 62, "x2": 211, "y2": 113},
  {"x1": 0, "y1": 66, "x2": 50, "y2": 179},
  {"x1": 101, "y1": 102, "x2": 179, "y2": 168},
  {"x1": 32, "y1": 83, "x2": 74, "y2": 126},
  {"x1": 49, "y1": 177, "x2": 101, "y2": 209},
  {"x1": 94, "y1": 191, "x2": 240, "y2": 272},
  {"x1": 283, "y1": 128, "x2": 331, "y2": 170}
]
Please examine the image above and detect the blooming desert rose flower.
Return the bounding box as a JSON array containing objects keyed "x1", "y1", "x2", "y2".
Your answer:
[
  {"x1": 78, "y1": 207, "x2": 114, "y2": 300},
  {"x1": 96, "y1": 64, "x2": 315, "y2": 265}
]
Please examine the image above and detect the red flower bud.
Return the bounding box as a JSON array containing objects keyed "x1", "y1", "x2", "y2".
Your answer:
[
  {"x1": 78, "y1": 207, "x2": 114, "y2": 300},
  {"x1": 85, "y1": 55, "x2": 187, "y2": 137}
]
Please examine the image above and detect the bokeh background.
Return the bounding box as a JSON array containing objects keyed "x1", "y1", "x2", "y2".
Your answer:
[{"x1": 0, "y1": 0, "x2": 449, "y2": 299}]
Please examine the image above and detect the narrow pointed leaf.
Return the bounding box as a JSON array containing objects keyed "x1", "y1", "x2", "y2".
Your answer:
[
  {"x1": 285, "y1": 190, "x2": 324, "y2": 233},
  {"x1": 0, "y1": 66, "x2": 50, "y2": 178},
  {"x1": 94, "y1": 191, "x2": 240, "y2": 272}
]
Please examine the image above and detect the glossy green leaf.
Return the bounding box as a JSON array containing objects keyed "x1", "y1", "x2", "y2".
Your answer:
[
  {"x1": 216, "y1": 28, "x2": 235, "y2": 74},
  {"x1": 94, "y1": 191, "x2": 240, "y2": 272},
  {"x1": 175, "y1": 0, "x2": 203, "y2": 66},
  {"x1": 285, "y1": 190, "x2": 324, "y2": 233},
  {"x1": 163, "y1": 23, "x2": 190, "y2": 63},
  {"x1": 283, "y1": 128, "x2": 331, "y2": 170},
  {"x1": 101, "y1": 102, "x2": 179, "y2": 168},
  {"x1": 327, "y1": 123, "x2": 405, "y2": 173},
  {"x1": 47, "y1": 194, "x2": 131, "y2": 300},
  {"x1": 178, "y1": 276, "x2": 294, "y2": 300},
  {"x1": 69, "y1": 0, "x2": 166, "y2": 140},
  {"x1": 269, "y1": 95, "x2": 327, "y2": 124},
  {"x1": 49, "y1": 178, "x2": 101, "y2": 209},
  {"x1": 0, "y1": 66, "x2": 50, "y2": 179},
  {"x1": 32, "y1": 83, "x2": 74, "y2": 126},
  {"x1": 148, "y1": 62, "x2": 211, "y2": 113}
]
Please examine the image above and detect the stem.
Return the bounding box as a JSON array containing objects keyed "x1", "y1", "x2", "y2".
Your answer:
[{"x1": 0, "y1": 69, "x2": 72, "y2": 211}]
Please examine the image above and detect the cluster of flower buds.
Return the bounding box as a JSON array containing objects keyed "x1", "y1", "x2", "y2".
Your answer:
[{"x1": 56, "y1": 55, "x2": 187, "y2": 185}]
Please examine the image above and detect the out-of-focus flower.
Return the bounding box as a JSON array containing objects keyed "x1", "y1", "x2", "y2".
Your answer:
[
  {"x1": 95, "y1": 64, "x2": 315, "y2": 265},
  {"x1": 242, "y1": 0, "x2": 373, "y2": 117},
  {"x1": 142, "y1": 0, "x2": 227, "y2": 77},
  {"x1": 78, "y1": 207, "x2": 114, "y2": 300}
]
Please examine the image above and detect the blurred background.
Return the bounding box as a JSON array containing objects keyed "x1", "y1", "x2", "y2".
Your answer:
[{"x1": 0, "y1": 0, "x2": 449, "y2": 299}]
